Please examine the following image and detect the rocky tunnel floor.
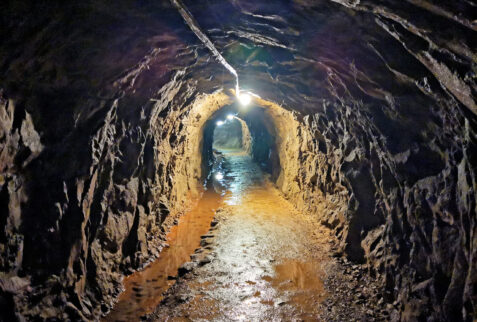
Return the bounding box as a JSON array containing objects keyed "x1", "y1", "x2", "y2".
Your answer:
[{"x1": 107, "y1": 151, "x2": 390, "y2": 321}]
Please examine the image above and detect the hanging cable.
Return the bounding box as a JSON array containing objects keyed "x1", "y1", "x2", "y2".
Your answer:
[{"x1": 171, "y1": 0, "x2": 240, "y2": 95}]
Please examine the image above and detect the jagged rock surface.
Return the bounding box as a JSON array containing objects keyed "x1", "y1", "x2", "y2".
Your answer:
[{"x1": 0, "y1": 0, "x2": 475, "y2": 320}]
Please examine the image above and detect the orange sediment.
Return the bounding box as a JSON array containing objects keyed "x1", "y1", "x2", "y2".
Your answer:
[
  {"x1": 107, "y1": 151, "x2": 331, "y2": 321},
  {"x1": 104, "y1": 190, "x2": 222, "y2": 322}
]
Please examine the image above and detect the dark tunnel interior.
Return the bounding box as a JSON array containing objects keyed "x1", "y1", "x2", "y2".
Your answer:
[
  {"x1": 0, "y1": 0, "x2": 476, "y2": 321},
  {"x1": 201, "y1": 103, "x2": 279, "y2": 184}
]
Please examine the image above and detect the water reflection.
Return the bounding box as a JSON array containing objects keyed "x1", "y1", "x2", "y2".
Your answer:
[
  {"x1": 103, "y1": 190, "x2": 222, "y2": 322},
  {"x1": 220, "y1": 149, "x2": 264, "y2": 205},
  {"x1": 152, "y1": 150, "x2": 327, "y2": 320},
  {"x1": 105, "y1": 148, "x2": 326, "y2": 321}
]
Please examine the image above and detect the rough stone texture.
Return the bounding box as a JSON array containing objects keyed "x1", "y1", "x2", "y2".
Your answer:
[
  {"x1": 0, "y1": 2, "x2": 219, "y2": 319},
  {"x1": 237, "y1": 117, "x2": 252, "y2": 155},
  {"x1": 0, "y1": 0, "x2": 476, "y2": 320}
]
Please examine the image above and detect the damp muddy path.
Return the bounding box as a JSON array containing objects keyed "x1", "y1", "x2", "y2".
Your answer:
[{"x1": 144, "y1": 151, "x2": 390, "y2": 321}]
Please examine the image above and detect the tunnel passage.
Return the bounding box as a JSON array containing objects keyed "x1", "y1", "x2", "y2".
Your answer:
[
  {"x1": 201, "y1": 102, "x2": 280, "y2": 184},
  {"x1": 212, "y1": 118, "x2": 244, "y2": 150},
  {"x1": 0, "y1": 0, "x2": 476, "y2": 321}
]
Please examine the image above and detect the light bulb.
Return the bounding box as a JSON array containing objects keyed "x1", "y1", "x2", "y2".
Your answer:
[{"x1": 238, "y1": 93, "x2": 251, "y2": 106}]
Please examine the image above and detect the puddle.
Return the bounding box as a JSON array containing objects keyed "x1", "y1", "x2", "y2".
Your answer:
[
  {"x1": 272, "y1": 259, "x2": 327, "y2": 318},
  {"x1": 107, "y1": 149, "x2": 328, "y2": 321},
  {"x1": 104, "y1": 190, "x2": 222, "y2": 322},
  {"x1": 151, "y1": 150, "x2": 329, "y2": 320}
]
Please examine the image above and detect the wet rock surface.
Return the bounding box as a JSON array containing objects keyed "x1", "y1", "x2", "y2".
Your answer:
[
  {"x1": 0, "y1": 0, "x2": 476, "y2": 320},
  {"x1": 148, "y1": 151, "x2": 387, "y2": 321},
  {"x1": 104, "y1": 189, "x2": 222, "y2": 322}
]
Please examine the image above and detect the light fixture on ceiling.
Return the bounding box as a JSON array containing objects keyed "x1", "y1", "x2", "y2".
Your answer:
[{"x1": 238, "y1": 92, "x2": 251, "y2": 106}]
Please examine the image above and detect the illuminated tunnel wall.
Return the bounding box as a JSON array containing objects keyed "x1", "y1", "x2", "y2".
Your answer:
[
  {"x1": 201, "y1": 102, "x2": 279, "y2": 184},
  {"x1": 0, "y1": 0, "x2": 475, "y2": 321}
]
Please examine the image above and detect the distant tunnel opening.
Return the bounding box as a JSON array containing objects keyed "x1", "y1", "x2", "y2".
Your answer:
[
  {"x1": 200, "y1": 101, "x2": 280, "y2": 185},
  {"x1": 212, "y1": 117, "x2": 248, "y2": 151}
]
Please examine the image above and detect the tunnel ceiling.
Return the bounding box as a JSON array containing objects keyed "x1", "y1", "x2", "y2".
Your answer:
[
  {"x1": 2, "y1": 0, "x2": 476, "y2": 118},
  {"x1": 0, "y1": 0, "x2": 476, "y2": 321}
]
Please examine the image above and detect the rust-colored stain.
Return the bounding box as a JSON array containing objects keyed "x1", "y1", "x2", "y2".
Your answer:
[
  {"x1": 107, "y1": 151, "x2": 330, "y2": 321},
  {"x1": 152, "y1": 152, "x2": 330, "y2": 320},
  {"x1": 104, "y1": 190, "x2": 222, "y2": 322}
]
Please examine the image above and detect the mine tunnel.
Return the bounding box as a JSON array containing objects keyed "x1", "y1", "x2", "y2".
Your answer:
[
  {"x1": 202, "y1": 103, "x2": 279, "y2": 185},
  {"x1": 0, "y1": 0, "x2": 476, "y2": 321}
]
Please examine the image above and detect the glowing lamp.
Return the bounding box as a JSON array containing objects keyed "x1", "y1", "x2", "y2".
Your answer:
[
  {"x1": 238, "y1": 93, "x2": 251, "y2": 106},
  {"x1": 216, "y1": 120, "x2": 224, "y2": 126},
  {"x1": 227, "y1": 114, "x2": 234, "y2": 120},
  {"x1": 215, "y1": 172, "x2": 224, "y2": 180}
]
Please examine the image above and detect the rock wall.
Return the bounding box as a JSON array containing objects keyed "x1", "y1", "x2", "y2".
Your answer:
[
  {"x1": 0, "y1": 0, "x2": 476, "y2": 321},
  {"x1": 0, "y1": 86, "x2": 167, "y2": 319},
  {"x1": 0, "y1": 1, "x2": 230, "y2": 319},
  {"x1": 296, "y1": 1, "x2": 477, "y2": 320},
  {"x1": 239, "y1": 118, "x2": 252, "y2": 156},
  {"x1": 291, "y1": 98, "x2": 476, "y2": 321}
]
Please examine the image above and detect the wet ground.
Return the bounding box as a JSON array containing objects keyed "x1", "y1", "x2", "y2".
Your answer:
[
  {"x1": 106, "y1": 150, "x2": 389, "y2": 321},
  {"x1": 104, "y1": 191, "x2": 223, "y2": 322}
]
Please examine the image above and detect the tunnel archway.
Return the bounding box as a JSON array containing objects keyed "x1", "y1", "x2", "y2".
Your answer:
[
  {"x1": 1, "y1": 1, "x2": 475, "y2": 319},
  {"x1": 212, "y1": 117, "x2": 246, "y2": 151},
  {"x1": 199, "y1": 101, "x2": 282, "y2": 187},
  {"x1": 175, "y1": 91, "x2": 341, "y2": 211}
]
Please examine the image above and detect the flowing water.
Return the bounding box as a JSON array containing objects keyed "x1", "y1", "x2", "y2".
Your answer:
[{"x1": 106, "y1": 150, "x2": 332, "y2": 321}]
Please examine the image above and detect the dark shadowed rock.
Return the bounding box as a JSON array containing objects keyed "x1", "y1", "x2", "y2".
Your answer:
[{"x1": 0, "y1": 0, "x2": 475, "y2": 320}]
